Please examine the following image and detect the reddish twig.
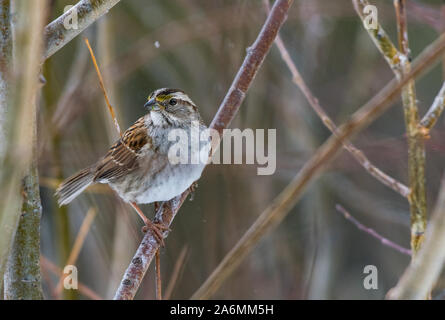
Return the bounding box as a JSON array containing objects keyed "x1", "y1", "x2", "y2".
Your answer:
[
  {"x1": 155, "y1": 250, "x2": 162, "y2": 300},
  {"x1": 336, "y1": 204, "x2": 411, "y2": 256},
  {"x1": 164, "y1": 245, "x2": 188, "y2": 300},
  {"x1": 113, "y1": 0, "x2": 294, "y2": 300},
  {"x1": 84, "y1": 37, "x2": 122, "y2": 136},
  {"x1": 55, "y1": 207, "x2": 97, "y2": 297},
  {"x1": 40, "y1": 256, "x2": 102, "y2": 300}
]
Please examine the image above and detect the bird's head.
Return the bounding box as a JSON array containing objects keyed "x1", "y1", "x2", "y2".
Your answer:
[{"x1": 144, "y1": 88, "x2": 201, "y2": 126}]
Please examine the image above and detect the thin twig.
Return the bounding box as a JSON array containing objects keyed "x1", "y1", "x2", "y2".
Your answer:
[
  {"x1": 51, "y1": 35, "x2": 90, "y2": 132},
  {"x1": 155, "y1": 250, "x2": 162, "y2": 300},
  {"x1": 336, "y1": 204, "x2": 411, "y2": 256},
  {"x1": 164, "y1": 245, "x2": 188, "y2": 300},
  {"x1": 40, "y1": 256, "x2": 102, "y2": 300},
  {"x1": 353, "y1": 0, "x2": 405, "y2": 78},
  {"x1": 54, "y1": 207, "x2": 97, "y2": 296},
  {"x1": 191, "y1": 34, "x2": 445, "y2": 299},
  {"x1": 84, "y1": 37, "x2": 121, "y2": 136},
  {"x1": 113, "y1": 0, "x2": 295, "y2": 300},
  {"x1": 394, "y1": 0, "x2": 427, "y2": 255},
  {"x1": 420, "y1": 81, "x2": 445, "y2": 132},
  {"x1": 265, "y1": 0, "x2": 410, "y2": 198},
  {"x1": 43, "y1": 0, "x2": 123, "y2": 61},
  {"x1": 354, "y1": 0, "x2": 427, "y2": 254},
  {"x1": 387, "y1": 175, "x2": 445, "y2": 299},
  {"x1": 86, "y1": 35, "x2": 164, "y2": 299},
  {"x1": 395, "y1": 0, "x2": 410, "y2": 56}
]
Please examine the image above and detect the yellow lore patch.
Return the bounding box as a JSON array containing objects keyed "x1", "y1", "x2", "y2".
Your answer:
[{"x1": 155, "y1": 94, "x2": 172, "y2": 102}]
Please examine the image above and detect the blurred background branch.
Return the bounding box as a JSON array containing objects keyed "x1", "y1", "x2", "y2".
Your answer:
[
  {"x1": 43, "y1": 0, "x2": 123, "y2": 60},
  {"x1": 336, "y1": 204, "x2": 411, "y2": 256},
  {"x1": 1, "y1": 0, "x2": 47, "y2": 299},
  {"x1": 0, "y1": 0, "x2": 12, "y2": 167}
]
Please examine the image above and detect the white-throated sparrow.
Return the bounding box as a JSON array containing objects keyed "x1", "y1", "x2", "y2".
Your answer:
[{"x1": 56, "y1": 88, "x2": 209, "y2": 242}]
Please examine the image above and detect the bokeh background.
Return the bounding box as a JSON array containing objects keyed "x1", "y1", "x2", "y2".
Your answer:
[{"x1": 38, "y1": 0, "x2": 445, "y2": 299}]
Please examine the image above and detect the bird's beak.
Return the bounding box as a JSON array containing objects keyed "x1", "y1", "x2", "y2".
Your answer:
[{"x1": 144, "y1": 98, "x2": 158, "y2": 110}]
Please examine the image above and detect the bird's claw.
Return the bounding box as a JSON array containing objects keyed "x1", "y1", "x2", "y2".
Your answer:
[{"x1": 142, "y1": 220, "x2": 170, "y2": 247}]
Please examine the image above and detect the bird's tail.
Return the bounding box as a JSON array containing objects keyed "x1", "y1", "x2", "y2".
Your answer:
[{"x1": 55, "y1": 167, "x2": 94, "y2": 206}]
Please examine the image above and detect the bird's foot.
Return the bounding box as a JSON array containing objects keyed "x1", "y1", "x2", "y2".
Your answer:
[{"x1": 142, "y1": 219, "x2": 170, "y2": 247}]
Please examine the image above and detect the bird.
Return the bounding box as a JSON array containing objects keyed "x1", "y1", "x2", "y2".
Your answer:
[{"x1": 56, "y1": 88, "x2": 210, "y2": 243}]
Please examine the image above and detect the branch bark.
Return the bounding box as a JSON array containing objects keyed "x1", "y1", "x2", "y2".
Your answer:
[
  {"x1": 394, "y1": 0, "x2": 427, "y2": 254},
  {"x1": 191, "y1": 34, "x2": 445, "y2": 299},
  {"x1": 113, "y1": 0, "x2": 295, "y2": 300},
  {"x1": 0, "y1": 0, "x2": 12, "y2": 161},
  {"x1": 43, "y1": 0, "x2": 123, "y2": 61},
  {"x1": 336, "y1": 204, "x2": 411, "y2": 256},
  {"x1": 0, "y1": 0, "x2": 46, "y2": 298},
  {"x1": 354, "y1": 0, "x2": 427, "y2": 254},
  {"x1": 387, "y1": 175, "x2": 445, "y2": 299},
  {"x1": 4, "y1": 166, "x2": 44, "y2": 299},
  {"x1": 420, "y1": 80, "x2": 445, "y2": 132}
]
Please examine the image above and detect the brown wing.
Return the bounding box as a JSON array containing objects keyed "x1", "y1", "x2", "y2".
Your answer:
[{"x1": 94, "y1": 116, "x2": 152, "y2": 182}]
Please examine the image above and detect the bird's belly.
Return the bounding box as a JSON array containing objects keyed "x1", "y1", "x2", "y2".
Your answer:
[
  {"x1": 138, "y1": 163, "x2": 204, "y2": 203},
  {"x1": 111, "y1": 163, "x2": 205, "y2": 204}
]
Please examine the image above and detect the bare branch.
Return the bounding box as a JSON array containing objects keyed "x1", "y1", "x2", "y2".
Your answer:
[
  {"x1": 113, "y1": 0, "x2": 295, "y2": 300},
  {"x1": 0, "y1": 0, "x2": 12, "y2": 159},
  {"x1": 4, "y1": 166, "x2": 44, "y2": 299},
  {"x1": 191, "y1": 34, "x2": 445, "y2": 300},
  {"x1": 54, "y1": 207, "x2": 97, "y2": 296},
  {"x1": 336, "y1": 204, "x2": 411, "y2": 256},
  {"x1": 420, "y1": 81, "x2": 445, "y2": 132},
  {"x1": 354, "y1": 0, "x2": 427, "y2": 254},
  {"x1": 43, "y1": 0, "x2": 123, "y2": 61},
  {"x1": 394, "y1": 0, "x2": 427, "y2": 255},
  {"x1": 1, "y1": 0, "x2": 47, "y2": 298},
  {"x1": 353, "y1": 0, "x2": 405, "y2": 78},
  {"x1": 164, "y1": 245, "x2": 188, "y2": 300},
  {"x1": 84, "y1": 37, "x2": 121, "y2": 136},
  {"x1": 387, "y1": 176, "x2": 445, "y2": 299},
  {"x1": 40, "y1": 256, "x2": 102, "y2": 300},
  {"x1": 155, "y1": 250, "x2": 161, "y2": 300}
]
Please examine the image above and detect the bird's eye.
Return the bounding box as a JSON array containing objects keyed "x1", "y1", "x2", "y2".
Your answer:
[{"x1": 169, "y1": 98, "x2": 177, "y2": 106}]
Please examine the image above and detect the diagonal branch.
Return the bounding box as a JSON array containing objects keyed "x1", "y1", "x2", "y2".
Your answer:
[
  {"x1": 353, "y1": 0, "x2": 405, "y2": 78},
  {"x1": 420, "y1": 81, "x2": 445, "y2": 133},
  {"x1": 336, "y1": 204, "x2": 411, "y2": 256},
  {"x1": 113, "y1": 0, "x2": 295, "y2": 300},
  {"x1": 191, "y1": 34, "x2": 445, "y2": 300},
  {"x1": 43, "y1": 0, "x2": 123, "y2": 61}
]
